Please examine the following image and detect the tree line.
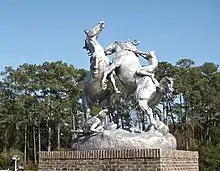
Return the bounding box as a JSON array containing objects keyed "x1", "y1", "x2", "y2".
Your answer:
[{"x1": 0, "y1": 59, "x2": 219, "y2": 170}]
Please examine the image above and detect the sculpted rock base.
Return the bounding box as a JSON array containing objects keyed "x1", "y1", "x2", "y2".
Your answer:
[{"x1": 72, "y1": 122, "x2": 177, "y2": 151}]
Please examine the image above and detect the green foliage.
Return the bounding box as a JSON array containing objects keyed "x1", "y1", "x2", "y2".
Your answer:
[
  {"x1": 0, "y1": 59, "x2": 219, "y2": 170},
  {"x1": 0, "y1": 152, "x2": 7, "y2": 169},
  {"x1": 0, "y1": 149, "x2": 24, "y2": 169},
  {"x1": 90, "y1": 105, "x2": 102, "y2": 116},
  {"x1": 0, "y1": 61, "x2": 87, "y2": 169},
  {"x1": 199, "y1": 144, "x2": 220, "y2": 171}
]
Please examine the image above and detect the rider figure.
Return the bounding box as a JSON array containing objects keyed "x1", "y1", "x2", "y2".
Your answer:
[
  {"x1": 102, "y1": 39, "x2": 159, "y2": 90},
  {"x1": 124, "y1": 41, "x2": 159, "y2": 87},
  {"x1": 136, "y1": 51, "x2": 159, "y2": 87}
]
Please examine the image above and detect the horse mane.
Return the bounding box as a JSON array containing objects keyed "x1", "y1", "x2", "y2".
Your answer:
[
  {"x1": 83, "y1": 39, "x2": 94, "y2": 56},
  {"x1": 115, "y1": 41, "x2": 128, "y2": 50},
  {"x1": 83, "y1": 40, "x2": 89, "y2": 51}
]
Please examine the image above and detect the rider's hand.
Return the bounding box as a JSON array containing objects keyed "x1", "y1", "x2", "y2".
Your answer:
[{"x1": 148, "y1": 51, "x2": 156, "y2": 57}]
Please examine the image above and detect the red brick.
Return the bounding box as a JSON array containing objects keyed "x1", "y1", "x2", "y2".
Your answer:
[{"x1": 38, "y1": 149, "x2": 199, "y2": 171}]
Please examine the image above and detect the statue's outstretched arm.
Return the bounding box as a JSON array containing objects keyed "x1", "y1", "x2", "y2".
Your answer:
[
  {"x1": 131, "y1": 49, "x2": 150, "y2": 59},
  {"x1": 104, "y1": 47, "x2": 114, "y2": 56},
  {"x1": 105, "y1": 49, "x2": 114, "y2": 56},
  {"x1": 124, "y1": 47, "x2": 150, "y2": 60}
]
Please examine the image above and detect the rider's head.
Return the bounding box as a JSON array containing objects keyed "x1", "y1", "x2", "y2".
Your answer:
[{"x1": 147, "y1": 51, "x2": 156, "y2": 59}]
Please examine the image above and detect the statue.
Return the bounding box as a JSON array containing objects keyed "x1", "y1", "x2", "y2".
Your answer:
[
  {"x1": 72, "y1": 21, "x2": 177, "y2": 151},
  {"x1": 101, "y1": 40, "x2": 174, "y2": 129},
  {"x1": 73, "y1": 109, "x2": 108, "y2": 134},
  {"x1": 81, "y1": 21, "x2": 120, "y2": 121}
]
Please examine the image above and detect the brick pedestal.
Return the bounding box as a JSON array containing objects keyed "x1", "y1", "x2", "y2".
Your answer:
[{"x1": 38, "y1": 149, "x2": 199, "y2": 171}]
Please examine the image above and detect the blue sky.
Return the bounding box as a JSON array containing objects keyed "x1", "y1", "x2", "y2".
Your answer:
[{"x1": 0, "y1": 0, "x2": 219, "y2": 71}]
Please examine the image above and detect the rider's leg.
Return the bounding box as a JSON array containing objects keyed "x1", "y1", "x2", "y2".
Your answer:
[
  {"x1": 90, "y1": 119, "x2": 101, "y2": 133},
  {"x1": 136, "y1": 66, "x2": 159, "y2": 87},
  {"x1": 136, "y1": 65, "x2": 155, "y2": 76},
  {"x1": 109, "y1": 73, "x2": 120, "y2": 93}
]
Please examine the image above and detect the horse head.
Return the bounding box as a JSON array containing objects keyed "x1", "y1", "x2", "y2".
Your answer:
[
  {"x1": 104, "y1": 41, "x2": 119, "y2": 55},
  {"x1": 86, "y1": 20, "x2": 104, "y2": 39},
  {"x1": 159, "y1": 76, "x2": 174, "y2": 99},
  {"x1": 104, "y1": 39, "x2": 139, "y2": 56},
  {"x1": 83, "y1": 21, "x2": 105, "y2": 56}
]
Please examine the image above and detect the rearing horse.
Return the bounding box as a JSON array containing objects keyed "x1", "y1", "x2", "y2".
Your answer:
[
  {"x1": 81, "y1": 21, "x2": 120, "y2": 121},
  {"x1": 101, "y1": 41, "x2": 174, "y2": 129}
]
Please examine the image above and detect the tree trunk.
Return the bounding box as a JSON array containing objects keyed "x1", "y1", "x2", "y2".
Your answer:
[
  {"x1": 3, "y1": 129, "x2": 7, "y2": 152},
  {"x1": 163, "y1": 102, "x2": 165, "y2": 123},
  {"x1": 24, "y1": 124, "x2": 27, "y2": 164},
  {"x1": 184, "y1": 100, "x2": 189, "y2": 151},
  {"x1": 72, "y1": 113, "x2": 76, "y2": 140},
  {"x1": 48, "y1": 101, "x2": 52, "y2": 152},
  {"x1": 57, "y1": 122, "x2": 60, "y2": 150},
  {"x1": 191, "y1": 112, "x2": 195, "y2": 148},
  {"x1": 48, "y1": 126, "x2": 51, "y2": 152},
  {"x1": 168, "y1": 101, "x2": 175, "y2": 125},
  {"x1": 204, "y1": 106, "x2": 211, "y2": 145},
  {"x1": 180, "y1": 94, "x2": 188, "y2": 150},
  {"x1": 169, "y1": 112, "x2": 176, "y2": 130},
  {"x1": 200, "y1": 126, "x2": 203, "y2": 143},
  {"x1": 47, "y1": 119, "x2": 51, "y2": 152},
  {"x1": 208, "y1": 111, "x2": 212, "y2": 143},
  {"x1": 38, "y1": 120, "x2": 41, "y2": 152},
  {"x1": 121, "y1": 114, "x2": 124, "y2": 129},
  {"x1": 33, "y1": 123, "x2": 37, "y2": 164},
  {"x1": 205, "y1": 114, "x2": 209, "y2": 144},
  {"x1": 165, "y1": 101, "x2": 169, "y2": 125}
]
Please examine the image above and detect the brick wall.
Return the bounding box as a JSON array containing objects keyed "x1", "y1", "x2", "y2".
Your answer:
[{"x1": 38, "y1": 149, "x2": 199, "y2": 171}]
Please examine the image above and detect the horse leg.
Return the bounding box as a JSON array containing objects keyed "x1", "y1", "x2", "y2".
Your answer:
[
  {"x1": 81, "y1": 90, "x2": 92, "y2": 121},
  {"x1": 108, "y1": 94, "x2": 119, "y2": 125},
  {"x1": 90, "y1": 119, "x2": 102, "y2": 133},
  {"x1": 138, "y1": 99, "x2": 158, "y2": 130},
  {"x1": 136, "y1": 65, "x2": 155, "y2": 75},
  {"x1": 101, "y1": 63, "x2": 117, "y2": 89},
  {"x1": 153, "y1": 107, "x2": 162, "y2": 121}
]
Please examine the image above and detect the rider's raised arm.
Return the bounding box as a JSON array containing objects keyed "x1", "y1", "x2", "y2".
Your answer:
[
  {"x1": 125, "y1": 47, "x2": 150, "y2": 59},
  {"x1": 140, "y1": 52, "x2": 151, "y2": 60},
  {"x1": 104, "y1": 49, "x2": 114, "y2": 55}
]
